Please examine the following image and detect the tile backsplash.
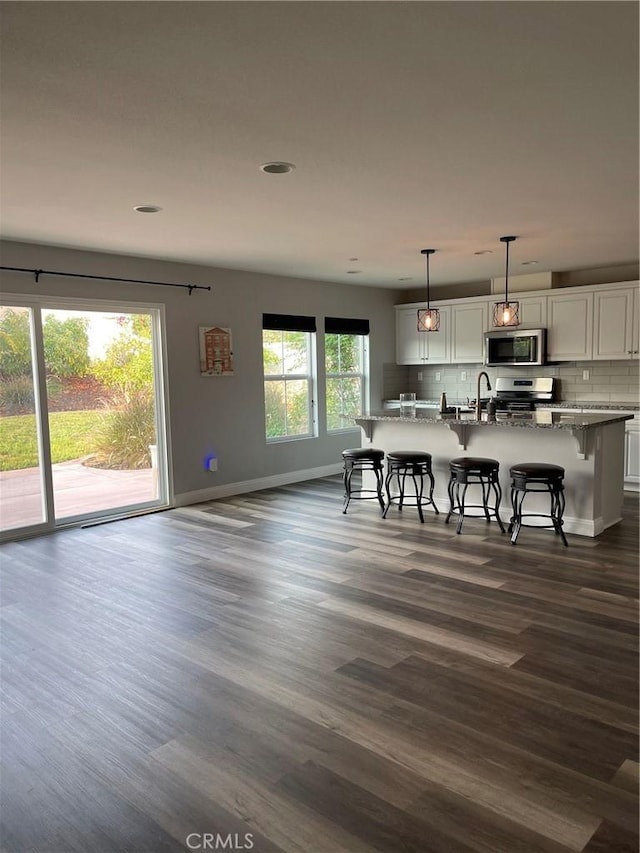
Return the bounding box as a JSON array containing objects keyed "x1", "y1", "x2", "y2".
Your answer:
[{"x1": 383, "y1": 360, "x2": 639, "y2": 405}]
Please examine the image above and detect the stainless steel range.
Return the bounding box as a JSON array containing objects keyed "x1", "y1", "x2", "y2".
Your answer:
[{"x1": 493, "y1": 377, "x2": 556, "y2": 411}]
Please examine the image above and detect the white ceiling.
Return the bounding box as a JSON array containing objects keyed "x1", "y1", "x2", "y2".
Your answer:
[{"x1": 1, "y1": 1, "x2": 638, "y2": 290}]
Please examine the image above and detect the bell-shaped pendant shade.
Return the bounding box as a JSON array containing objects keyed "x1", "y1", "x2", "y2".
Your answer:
[
  {"x1": 493, "y1": 235, "x2": 520, "y2": 327},
  {"x1": 417, "y1": 248, "x2": 440, "y2": 332}
]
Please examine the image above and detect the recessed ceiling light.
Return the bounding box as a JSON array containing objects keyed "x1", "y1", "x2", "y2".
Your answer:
[
  {"x1": 346, "y1": 270, "x2": 362, "y2": 274},
  {"x1": 134, "y1": 204, "x2": 162, "y2": 213},
  {"x1": 521, "y1": 260, "x2": 539, "y2": 266},
  {"x1": 398, "y1": 277, "x2": 413, "y2": 281},
  {"x1": 474, "y1": 250, "x2": 493, "y2": 256},
  {"x1": 259, "y1": 162, "x2": 296, "y2": 174}
]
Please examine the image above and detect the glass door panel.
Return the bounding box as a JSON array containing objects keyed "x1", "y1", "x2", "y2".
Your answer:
[
  {"x1": 0, "y1": 306, "x2": 47, "y2": 532},
  {"x1": 41, "y1": 308, "x2": 162, "y2": 522}
]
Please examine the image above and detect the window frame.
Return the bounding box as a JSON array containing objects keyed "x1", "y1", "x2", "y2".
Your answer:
[
  {"x1": 262, "y1": 327, "x2": 317, "y2": 443},
  {"x1": 324, "y1": 331, "x2": 369, "y2": 434}
]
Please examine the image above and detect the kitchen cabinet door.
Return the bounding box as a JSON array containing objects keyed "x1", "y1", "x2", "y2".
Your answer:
[
  {"x1": 488, "y1": 294, "x2": 547, "y2": 330},
  {"x1": 450, "y1": 304, "x2": 485, "y2": 363},
  {"x1": 547, "y1": 292, "x2": 593, "y2": 361},
  {"x1": 395, "y1": 305, "x2": 449, "y2": 364},
  {"x1": 395, "y1": 307, "x2": 424, "y2": 364},
  {"x1": 624, "y1": 419, "x2": 639, "y2": 489},
  {"x1": 517, "y1": 295, "x2": 547, "y2": 329},
  {"x1": 593, "y1": 286, "x2": 638, "y2": 360},
  {"x1": 424, "y1": 305, "x2": 450, "y2": 363}
]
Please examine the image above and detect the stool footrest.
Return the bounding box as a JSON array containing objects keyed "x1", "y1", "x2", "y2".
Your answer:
[
  {"x1": 382, "y1": 454, "x2": 438, "y2": 524},
  {"x1": 509, "y1": 465, "x2": 568, "y2": 546},
  {"x1": 342, "y1": 452, "x2": 385, "y2": 514},
  {"x1": 445, "y1": 461, "x2": 505, "y2": 535}
]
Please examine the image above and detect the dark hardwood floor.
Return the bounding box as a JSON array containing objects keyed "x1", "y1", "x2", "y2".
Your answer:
[{"x1": 1, "y1": 478, "x2": 638, "y2": 853}]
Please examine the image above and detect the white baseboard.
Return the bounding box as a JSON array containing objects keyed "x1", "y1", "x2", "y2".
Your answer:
[{"x1": 174, "y1": 463, "x2": 343, "y2": 507}]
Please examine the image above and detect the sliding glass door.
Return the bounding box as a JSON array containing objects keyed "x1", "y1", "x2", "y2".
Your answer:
[
  {"x1": 0, "y1": 305, "x2": 50, "y2": 532},
  {"x1": 0, "y1": 298, "x2": 169, "y2": 538}
]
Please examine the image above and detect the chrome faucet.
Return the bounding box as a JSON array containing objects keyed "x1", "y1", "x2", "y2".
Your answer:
[{"x1": 475, "y1": 371, "x2": 491, "y2": 420}]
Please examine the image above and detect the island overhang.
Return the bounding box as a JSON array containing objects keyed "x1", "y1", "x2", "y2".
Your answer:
[{"x1": 354, "y1": 411, "x2": 632, "y2": 537}]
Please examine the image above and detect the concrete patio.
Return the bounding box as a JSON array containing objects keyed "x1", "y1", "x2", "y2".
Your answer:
[{"x1": 0, "y1": 459, "x2": 156, "y2": 531}]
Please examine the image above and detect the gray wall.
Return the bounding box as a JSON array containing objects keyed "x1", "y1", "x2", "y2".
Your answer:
[{"x1": 0, "y1": 241, "x2": 398, "y2": 501}]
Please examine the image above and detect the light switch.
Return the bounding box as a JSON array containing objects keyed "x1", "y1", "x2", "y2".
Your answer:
[{"x1": 582, "y1": 369, "x2": 590, "y2": 381}]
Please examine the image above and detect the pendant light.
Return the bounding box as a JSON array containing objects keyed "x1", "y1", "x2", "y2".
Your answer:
[
  {"x1": 493, "y1": 235, "x2": 520, "y2": 327},
  {"x1": 417, "y1": 248, "x2": 440, "y2": 332}
]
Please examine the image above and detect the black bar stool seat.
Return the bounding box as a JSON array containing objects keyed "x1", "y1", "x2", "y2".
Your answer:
[
  {"x1": 445, "y1": 456, "x2": 505, "y2": 535},
  {"x1": 509, "y1": 462, "x2": 568, "y2": 546},
  {"x1": 341, "y1": 448, "x2": 385, "y2": 514},
  {"x1": 382, "y1": 450, "x2": 438, "y2": 523}
]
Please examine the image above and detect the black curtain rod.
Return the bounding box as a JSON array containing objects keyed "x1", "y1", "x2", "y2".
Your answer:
[{"x1": 0, "y1": 265, "x2": 212, "y2": 295}]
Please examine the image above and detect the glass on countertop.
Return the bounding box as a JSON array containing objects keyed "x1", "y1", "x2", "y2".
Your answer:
[{"x1": 399, "y1": 392, "x2": 417, "y2": 415}]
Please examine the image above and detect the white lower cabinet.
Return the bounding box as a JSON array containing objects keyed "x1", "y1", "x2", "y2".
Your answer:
[{"x1": 624, "y1": 417, "x2": 640, "y2": 488}]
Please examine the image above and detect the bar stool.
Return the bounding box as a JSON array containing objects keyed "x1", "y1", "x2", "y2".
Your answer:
[
  {"x1": 382, "y1": 450, "x2": 438, "y2": 524},
  {"x1": 445, "y1": 457, "x2": 505, "y2": 535},
  {"x1": 341, "y1": 448, "x2": 385, "y2": 514},
  {"x1": 508, "y1": 463, "x2": 568, "y2": 546}
]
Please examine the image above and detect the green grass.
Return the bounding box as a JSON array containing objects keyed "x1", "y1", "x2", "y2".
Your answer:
[{"x1": 0, "y1": 410, "x2": 108, "y2": 471}]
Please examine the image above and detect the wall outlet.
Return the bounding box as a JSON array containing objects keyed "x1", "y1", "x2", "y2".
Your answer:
[
  {"x1": 582, "y1": 369, "x2": 590, "y2": 381},
  {"x1": 207, "y1": 457, "x2": 218, "y2": 472},
  {"x1": 417, "y1": 371, "x2": 423, "y2": 381},
  {"x1": 460, "y1": 371, "x2": 467, "y2": 381},
  {"x1": 435, "y1": 371, "x2": 441, "y2": 382}
]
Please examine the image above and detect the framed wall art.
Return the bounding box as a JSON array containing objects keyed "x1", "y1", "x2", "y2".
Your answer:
[{"x1": 199, "y1": 326, "x2": 234, "y2": 375}]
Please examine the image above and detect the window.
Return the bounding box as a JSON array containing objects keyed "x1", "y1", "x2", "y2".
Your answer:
[
  {"x1": 325, "y1": 317, "x2": 369, "y2": 432},
  {"x1": 263, "y1": 314, "x2": 316, "y2": 441}
]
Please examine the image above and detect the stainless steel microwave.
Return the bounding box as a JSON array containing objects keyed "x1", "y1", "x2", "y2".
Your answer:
[{"x1": 484, "y1": 328, "x2": 547, "y2": 367}]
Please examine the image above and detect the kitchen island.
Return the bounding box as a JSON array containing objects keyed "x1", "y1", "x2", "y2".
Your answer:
[{"x1": 355, "y1": 410, "x2": 633, "y2": 537}]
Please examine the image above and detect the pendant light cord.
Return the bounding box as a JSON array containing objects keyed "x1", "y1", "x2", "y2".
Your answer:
[
  {"x1": 499, "y1": 235, "x2": 517, "y2": 305},
  {"x1": 426, "y1": 253, "x2": 431, "y2": 309},
  {"x1": 504, "y1": 239, "x2": 509, "y2": 304},
  {"x1": 421, "y1": 248, "x2": 435, "y2": 310}
]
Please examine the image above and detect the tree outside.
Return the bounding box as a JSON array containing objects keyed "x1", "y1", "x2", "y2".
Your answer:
[
  {"x1": 263, "y1": 330, "x2": 311, "y2": 439},
  {"x1": 0, "y1": 308, "x2": 156, "y2": 471},
  {"x1": 325, "y1": 333, "x2": 364, "y2": 431}
]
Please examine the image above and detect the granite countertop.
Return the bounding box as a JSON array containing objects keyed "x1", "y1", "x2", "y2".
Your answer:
[
  {"x1": 539, "y1": 401, "x2": 639, "y2": 411},
  {"x1": 359, "y1": 410, "x2": 634, "y2": 430}
]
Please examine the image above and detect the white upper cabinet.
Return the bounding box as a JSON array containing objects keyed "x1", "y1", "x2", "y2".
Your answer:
[
  {"x1": 395, "y1": 306, "x2": 423, "y2": 364},
  {"x1": 547, "y1": 291, "x2": 594, "y2": 361},
  {"x1": 515, "y1": 295, "x2": 547, "y2": 329},
  {"x1": 396, "y1": 281, "x2": 639, "y2": 366},
  {"x1": 593, "y1": 286, "x2": 639, "y2": 360},
  {"x1": 487, "y1": 294, "x2": 547, "y2": 330},
  {"x1": 425, "y1": 306, "x2": 450, "y2": 363},
  {"x1": 395, "y1": 305, "x2": 450, "y2": 364},
  {"x1": 450, "y1": 304, "x2": 485, "y2": 363}
]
